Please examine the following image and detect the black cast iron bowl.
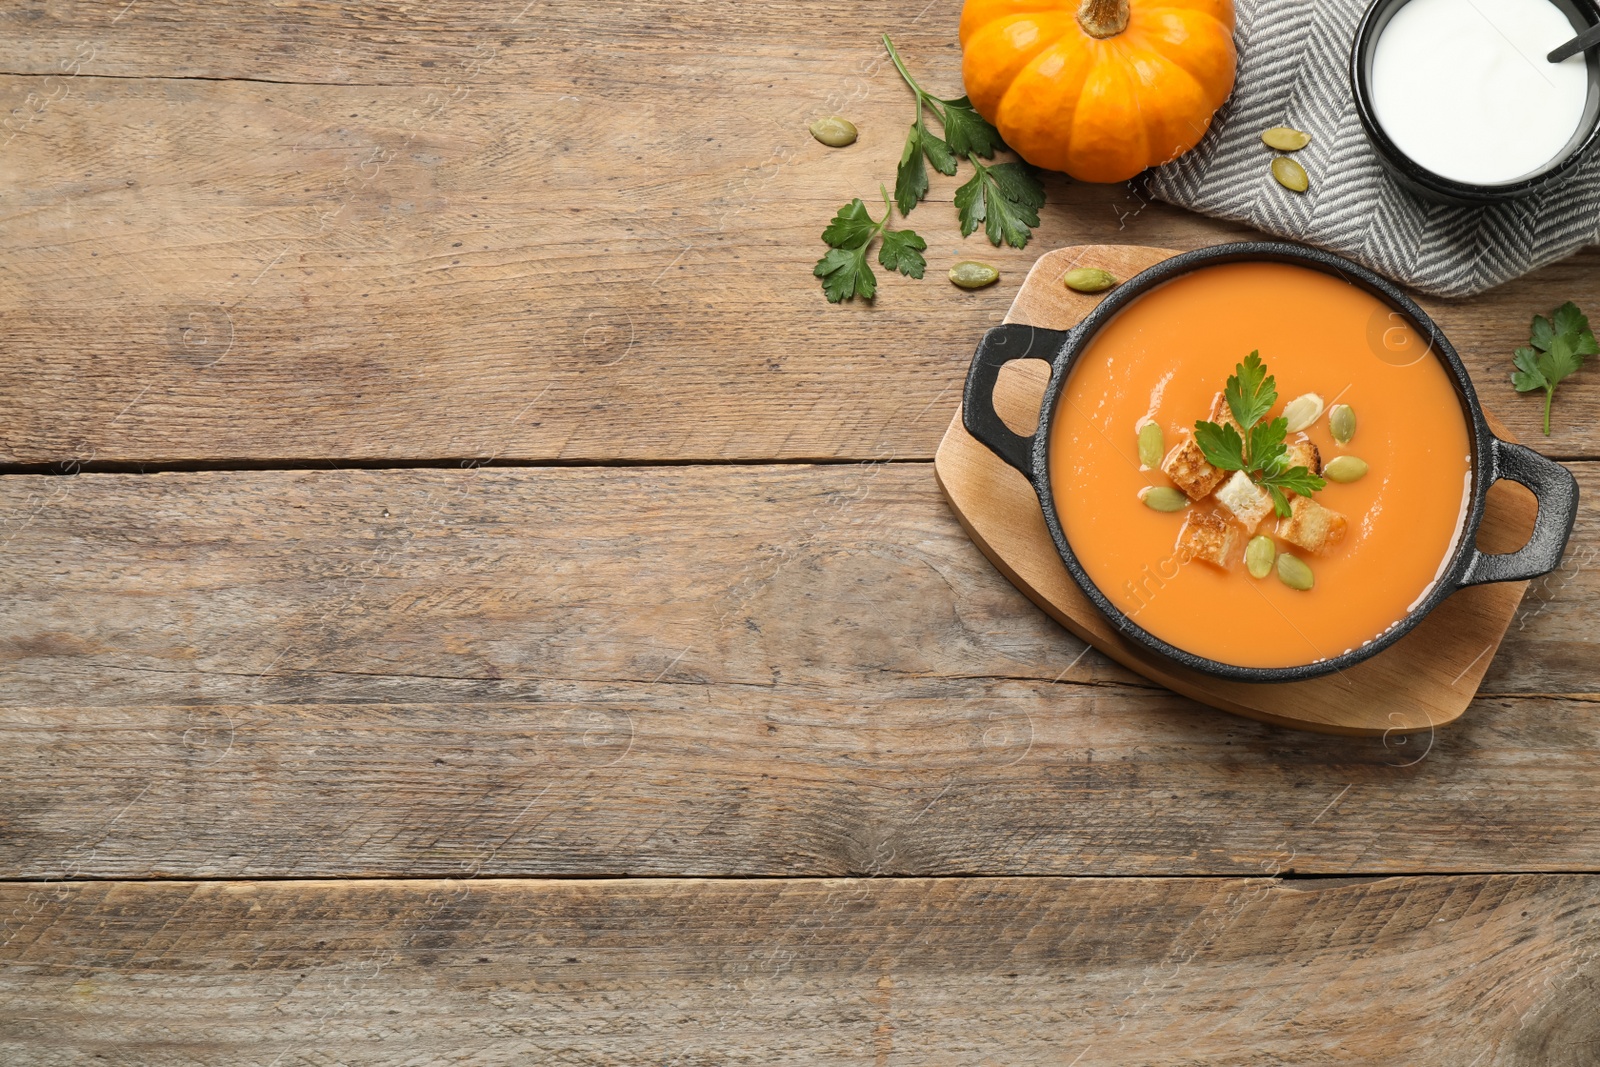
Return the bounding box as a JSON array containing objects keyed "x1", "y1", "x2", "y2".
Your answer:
[
  {"x1": 963, "y1": 242, "x2": 1579, "y2": 683},
  {"x1": 1350, "y1": 0, "x2": 1600, "y2": 205}
]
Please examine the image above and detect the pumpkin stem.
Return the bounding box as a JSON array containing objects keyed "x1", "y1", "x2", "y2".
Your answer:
[{"x1": 1076, "y1": 0, "x2": 1130, "y2": 38}]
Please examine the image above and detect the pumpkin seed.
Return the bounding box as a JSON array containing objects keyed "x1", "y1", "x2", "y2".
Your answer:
[
  {"x1": 809, "y1": 116, "x2": 858, "y2": 148},
  {"x1": 1323, "y1": 455, "x2": 1369, "y2": 483},
  {"x1": 1271, "y1": 155, "x2": 1310, "y2": 193},
  {"x1": 1246, "y1": 535, "x2": 1276, "y2": 580},
  {"x1": 1276, "y1": 553, "x2": 1314, "y2": 591},
  {"x1": 948, "y1": 261, "x2": 999, "y2": 289},
  {"x1": 1064, "y1": 267, "x2": 1118, "y2": 293},
  {"x1": 1137, "y1": 421, "x2": 1164, "y2": 469},
  {"x1": 1140, "y1": 486, "x2": 1189, "y2": 512},
  {"x1": 1329, "y1": 403, "x2": 1357, "y2": 444},
  {"x1": 1261, "y1": 126, "x2": 1312, "y2": 152},
  {"x1": 1283, "y1": 392, "x2": 1324, "y2": 432}
]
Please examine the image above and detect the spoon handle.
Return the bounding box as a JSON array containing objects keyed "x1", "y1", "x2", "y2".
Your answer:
[{"x1": 1549, "y1": 21, "x2": 1600, "y2": 63}]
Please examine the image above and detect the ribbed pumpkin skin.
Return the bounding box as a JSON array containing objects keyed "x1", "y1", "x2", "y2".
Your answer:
[{"x1": 959, "y1": 0, "x2": 1237, "y2": 183}]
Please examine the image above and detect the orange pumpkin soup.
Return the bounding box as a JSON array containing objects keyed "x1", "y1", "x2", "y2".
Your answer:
[{"x1": 1049, "y1": 261, "x2": 1472, "y2": 668}]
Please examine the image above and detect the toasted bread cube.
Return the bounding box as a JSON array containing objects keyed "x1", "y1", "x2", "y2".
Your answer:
[
  {"x1": 1282, "y1": 434, "x2": 1323, "y2": 478},
  {"x1": 1277, "y1": 495, "x2": 1348, "y2": 554},
  {"x1": 1207, "y1": 391, "x2": 1242, "y2": 431},
  {"x1": 1175, "y1": 511, "x2": 1238, "y2": 569},
  {"x1": 1214, "y1": 470, "x2": 1274, "y2": 533},
  {"x1": 1160, "y1": 435, "x2": 1225, "y2": 500}
]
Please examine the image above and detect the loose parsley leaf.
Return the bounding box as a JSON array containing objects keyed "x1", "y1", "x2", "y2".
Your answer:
[
  {"x1": 921, "y1": 127, "x2": 957, "y2": 175},
  {"x1": 1546, "y1": 333, "x2": 1584, "y2": 382},
  {"x1": 955, "y1": 155, "x2": 1045, "y2": 249},
  {"x1": 937, "y1": 95, "x2": 1003, "y2": 159},
  {"x1": 1554, "y1": 301, "x2": 1590, "y2": 340},
  {"x1": 1511, "y1": 346, "x2": 1547, "y2": 393},
  {"x1": 1263, "y1": 484, "x2": 1292, "y2": 520},
  {"x1": 877, "y1": 227, "x2": 927, "y2": 279},
  {"x1": 820, "y1": 198, "x2": 878, "y2": 250},
  {"x1": 894, "y1": 122, "x2": 957, "y2": 216},
  {"x1": 814, "y1": 245, "x2": 877, "y2": 304},
  {"x1": 1511, "y1": 300, "x2": 1598, "y2": 434},
  {"x1": 1224, "y1": 350, "x2": 1277, "y2": 429},
  {"x1": 894, "y1": 131, "x2": 930, "y2": 216},
  {"x1": 1194, "y1": 421, "x2": 1248, "y2": 472},
  {"x1": 1530, "y1": 313, "x2": 1557, "y2": 353},
  {"x1": 813, "y1": 188, "x2": 926, "y2": 304}
]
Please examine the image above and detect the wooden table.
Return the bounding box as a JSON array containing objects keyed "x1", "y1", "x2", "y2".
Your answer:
[{"x1": 2, "y1": 3, "x2": 1597, "y2": 1063}]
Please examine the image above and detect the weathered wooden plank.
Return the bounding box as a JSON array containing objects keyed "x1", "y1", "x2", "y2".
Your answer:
[
  {"x1": 2, "y1": 876, "x2": 1596, "y2": 1065},
  {"x1": 0, "y1": 465, "x2": 1596, "y2": 878},
  {"x1": 0, "y1": 41, "x2": 1594, "y2": 461},
  {"x1": 0, "y1": 464, "x2": 1592, "y2": 707},
  {"x1": 0, "y1": 1, "x2": 972, "y2": 83},
  {"x1": 4, "y1": 693, "x2": 1600, "y2": 879},
  {"x1": 0, "y1": 464, "x2": 1123, "y2": 706}
]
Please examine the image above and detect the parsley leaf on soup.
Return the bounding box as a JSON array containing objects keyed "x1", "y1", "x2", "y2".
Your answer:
[
  {"x1": 1224, "y1": 350, "x2": 1278, "y2": 428},
  {"x1": 1245, "y1": 416, "x2": 1289, "y2": 477},
  {"x1": 1193, "y1": 421, "x2": 1248, "y2": 472},
  {"x1": 1261, "y1": 464, "x2": 1326, "y2": 498},
  {"x1": 1194, "y1": 354, "x2": 1326, "y2": 519}
]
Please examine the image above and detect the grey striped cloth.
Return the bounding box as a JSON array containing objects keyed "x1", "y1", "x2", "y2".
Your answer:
[{"x1": 1147, "y1": 0, "x2": 1600, "y2": 297}]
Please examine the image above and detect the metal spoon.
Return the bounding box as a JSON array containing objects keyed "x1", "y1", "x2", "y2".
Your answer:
[{"x1": 1548, "y1": 22, "x2": 1600, "y2": 63}]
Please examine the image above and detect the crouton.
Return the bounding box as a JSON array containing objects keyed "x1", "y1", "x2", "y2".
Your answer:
[
  {"x1": 1160, "y1": 435, "x2": 1225, "y2": 500},
  {"x1": 1207, "y1": 391, "x2": 1241, "y2": 431},
  {"x1": 1276, "y1": 495, "x2": 1348, "y2": 554},
  {"x1": 1175, "y1": 511, "x2": 1238, "y2": 569},
  {"x1": 1282, "y1": 434, "x2": 1322, "y2": 478},
  {"x1": 1214, "y1": 470, "x2": 1274, "y2": 533}
]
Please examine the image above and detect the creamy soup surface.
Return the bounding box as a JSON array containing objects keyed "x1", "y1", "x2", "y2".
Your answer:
[{"x1": 1048, "y1": 261, "x2": 1473, "y2": 668}]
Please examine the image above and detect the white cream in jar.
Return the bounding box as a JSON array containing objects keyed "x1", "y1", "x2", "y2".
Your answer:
[{"x1": 1370, "y1": 0, "x2": 1592, "y2": 185}]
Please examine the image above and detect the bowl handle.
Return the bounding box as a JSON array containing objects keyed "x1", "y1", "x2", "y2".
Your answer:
[
  {"x1": 962, "y1": 322, "x2": 1074, "y2": 479},
  {"x1": 1457, "y1": 437, "x2": 1579, "y2": 586}
]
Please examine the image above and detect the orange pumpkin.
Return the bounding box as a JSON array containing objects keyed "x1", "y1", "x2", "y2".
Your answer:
[{"x1": 959, "y1": 0, "x2": 1238, "y2": 183}]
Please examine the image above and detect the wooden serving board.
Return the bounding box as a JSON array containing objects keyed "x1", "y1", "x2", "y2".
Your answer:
[{"x1": 936, "y1": 245, "x2": 1536, "y2": 736}]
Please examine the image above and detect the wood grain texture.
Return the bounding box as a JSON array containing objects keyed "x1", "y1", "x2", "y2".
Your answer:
[
  {"x1": 3, "y1": 876, "x2": 1599, "y2": 1065},
  {"x1": 6, "y1": 694, "x2": 1600, "y2": 879},
  {"x1": 0, "y1": 10, "x2": 1595, "y2": 462},
  {"x1": 1, "y1": 465, "x2": 1597, "y2": 878},
  {"x1": 0, "y1": 1, "x2": 974, "y2": 82},
  {"x1": 0, "y1": 464, "x2": 1592, "y2": 707},
  {"x1": 939, "y1": 245, "x2": 1534, "y2": 735}
]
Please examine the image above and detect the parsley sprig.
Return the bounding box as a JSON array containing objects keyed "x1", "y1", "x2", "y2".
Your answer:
[
  {"x1": 882, "y1": 34, "x2": 1006, "y2": 215},
  {"x1": 1511, "y1": 301, "x2": 1598, "y2": 435},
  {"x1": 1193, "y1": 352, "x2": 1326, "y2": 518},
  {"x1": 882, "y1": 34, "x2": 1043, "y2": 248},
  {"x1": 813, "y1": 185, "x2": 927, "y2": 304},
  {"x1": 812, "y1": 37, "x2": 1047, "y2": 302}
]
